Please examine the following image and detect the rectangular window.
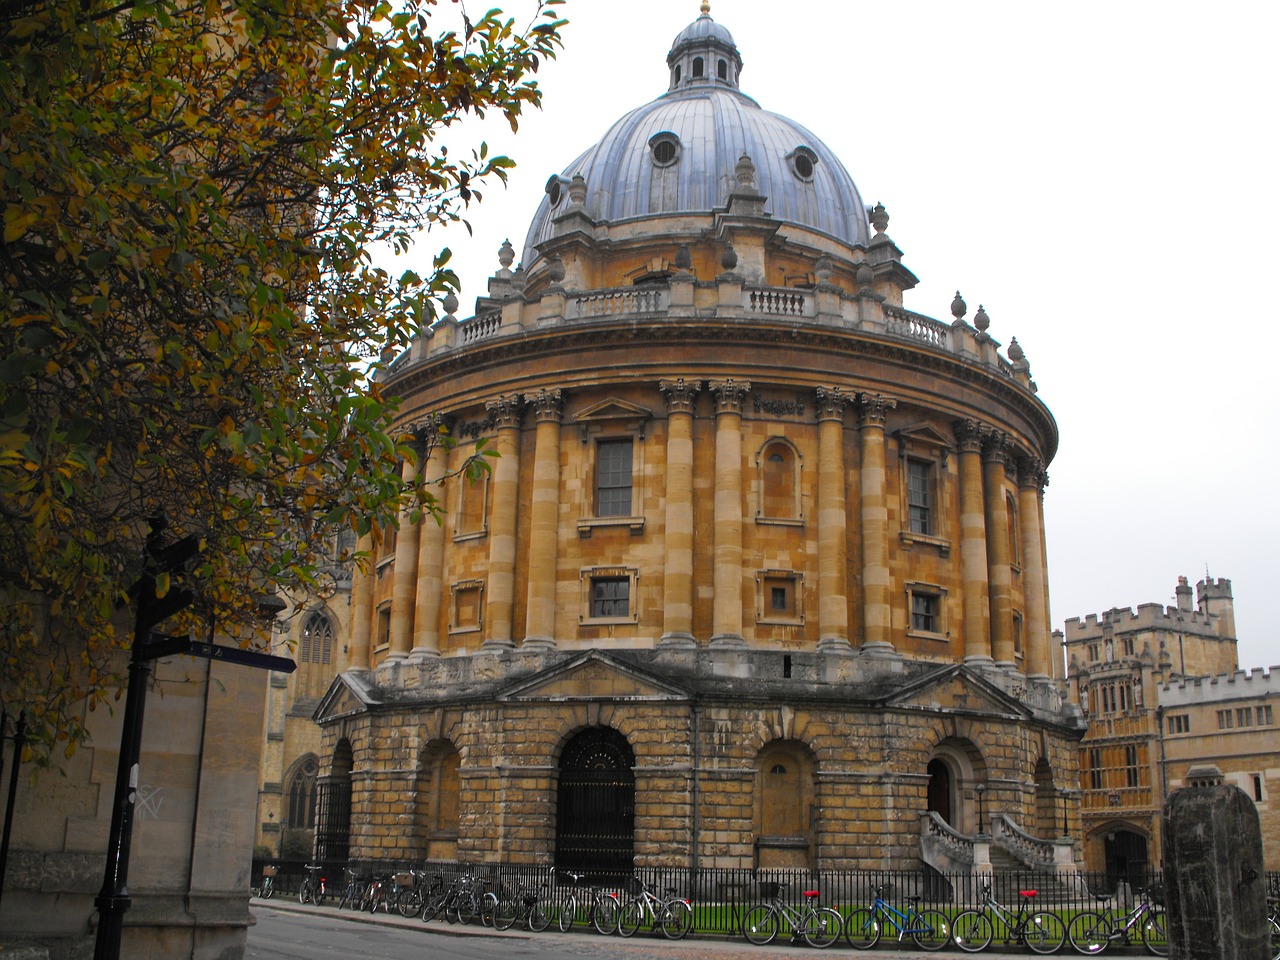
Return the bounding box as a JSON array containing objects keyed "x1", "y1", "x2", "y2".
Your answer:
[
  {"x1": 911, "y1": 593, "x2": 938, "y2": 633},
  {"x1": 1088, "y1": 747, "x2": 1103, "y2": 790},
  {"x1": 375, "y1": 604, "x2": 392, "y2": 649},
  {"x1": 1237, "y1": 707, "x2": 1253, "y2": 727},
  {"x1": 1125, "y1": 744, "x2": 1140, "y2": 788},
  {"x1": 1122, "y1": 637, "x2": 1135, "y2": 657},
  {"x1": 590, "y1": 576, "x2": 630, "y2": 618},
  {"x1": 757, "y1": 571, "x2": 802, "y2": 624},
  {"x1": 450, "y1": 580, "x2": 483, "y2": 632},
  {"x1": 1167, "y1": 714, "x2": 1189, "y2": 734},
  {"x1": 1258, "y1": 705, "x2": 1274, "y2": 726},
  {"x1": 596, "y1": 439, "x2": 633, "y2": 516},
  {"x1": 1087, "y1": 643, "x2": 1099, "y2": 662},
  {"x1": 1012, "y1": 612, "x2": 1024, "y2": 656},
  {"x1": 907, "y1": 459, "x2": 932, "y2": 535},
  {"x1": 455, "y1": 471, "x2": 489, "y2": 538},
  {"x1": 1255, "y1": 775, "x2": 1264, "y2": 802},
  {"x1": 1218, "y1": 709, "x2": 1233, "y2": 730}
]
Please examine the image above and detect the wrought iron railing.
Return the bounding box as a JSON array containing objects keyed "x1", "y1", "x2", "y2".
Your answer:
[{"x1": 248, "y1": 855, "x2": 1277, "y2": 938}]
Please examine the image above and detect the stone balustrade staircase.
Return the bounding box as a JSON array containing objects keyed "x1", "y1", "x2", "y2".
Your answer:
[{"x1": 919, "y1": 812, "x2": 1080, "y2": 903}]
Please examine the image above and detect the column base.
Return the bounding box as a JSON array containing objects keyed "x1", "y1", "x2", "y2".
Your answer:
[
  {"x1": 709, "y1": 633, "x2": 746, "y2": 648},
  {"x1": 858, "y1": 641, "x2": 900, "y2": 661},
  {"x1": 408, "y1": 647, "x2": 441, "y2": 662},
  {"x1": 479, "y1": 639, "x2": 516, "y2": 654},
  {"x1": 521, "y1": 636, "x2": 557, "y2": 651},
  {"x1": 658, "y1": 632, "x2": 696, "y2": 648},
  {"x1": 816, "y1": 636, "x2": 854, "y2": 655},
  {"x1": 963, "y1": 654, "x2": 996, "y2": 670}
]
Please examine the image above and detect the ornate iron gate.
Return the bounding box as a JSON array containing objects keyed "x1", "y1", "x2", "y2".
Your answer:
[{"x1": 555, "y1": 727, "x2": 635, "y2": 877}]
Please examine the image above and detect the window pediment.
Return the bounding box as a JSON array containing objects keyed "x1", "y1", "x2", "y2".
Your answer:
[{"x1": 575, "y1": 398, "x2": 652, "y2": 442}]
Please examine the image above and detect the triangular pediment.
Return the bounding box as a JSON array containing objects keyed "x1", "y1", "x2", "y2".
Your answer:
[
  {"x1": 575, "y1": 398, "x2": 652, "y2": 423},
  {"x1": 895, "y1": 421, "x2": 954, "y2": 450},
  {"x1": 497, "y1": 650, "x2": 690, "y2": 703},
  {"x1": 313, "y1": 671, "x2": 377, "y2": 723},
  {"x1": 883, "y1": 664, "x2": 1033, "y2": 719}
]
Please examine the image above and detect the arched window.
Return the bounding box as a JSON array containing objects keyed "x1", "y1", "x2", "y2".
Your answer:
[
  {"x1": 692, "y1": 56, "x2": 704, "y2": 78},
  {"x1": 299, "y1": 611, "x2": 334, "y2": 665},
  {"x1": 717, "y1": 58, "x2": 727, "y2": 80},
  {"x1": 286, "y1": 756, "x2": 319, "y2": 828},
  {"x1": 416, "y1": 741, "x2": 462, "y2": 860}
]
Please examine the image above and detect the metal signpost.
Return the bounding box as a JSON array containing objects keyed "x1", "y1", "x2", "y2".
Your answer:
[{"x1": 92, "y1": 521, "x2": 294, "y2": 960}]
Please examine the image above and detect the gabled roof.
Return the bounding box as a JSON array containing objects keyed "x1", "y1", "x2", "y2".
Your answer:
[
  {"x1": 880, "y1": 663, "x2": 1035, "y2": 720},
  {"x1": 313, "y1": 670, "x2": 379, "y2": 723}
]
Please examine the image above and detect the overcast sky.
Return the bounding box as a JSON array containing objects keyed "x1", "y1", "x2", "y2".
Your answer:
[{"x1": 403, "y1": 1, "x2": 1280, "y2": 672}]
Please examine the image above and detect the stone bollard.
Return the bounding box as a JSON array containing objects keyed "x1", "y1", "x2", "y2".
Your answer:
[{"x1": 1163, "y1": 784, "x2": 1269, "y2": 960}]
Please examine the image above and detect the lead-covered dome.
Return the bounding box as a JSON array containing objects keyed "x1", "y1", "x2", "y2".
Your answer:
[{"x1": 521, "y1": 7, "x2": 870, "y2": 268}]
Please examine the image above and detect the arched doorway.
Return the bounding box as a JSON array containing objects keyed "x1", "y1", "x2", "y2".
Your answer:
[
  {"x1": 754, "y1": 739, "x2": 815, "y2": 868},
  {"x1": 926, "y1": 758, "x2": 952, "y2": 824},
  {"x1": 555, "y1": 727, "x2": 635, "y2": 878},
  {"x1": 315, "y1": 739, "x2": 352, "y2": 865},
  {"x1": 1103, "y1": 827, "x2": 1149, "y2": 890}
]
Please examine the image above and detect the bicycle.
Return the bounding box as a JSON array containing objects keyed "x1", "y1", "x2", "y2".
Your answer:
[
  {"x1": 394, "y1": 869, "x2": 431, "y2": 918},
  {"x1": 843, "y1": 883, "x2": 952, "y2": 951},
  {"x1": 741, "y1": 880, "x2": 843, "y2": 948},
  {"x1": 547, "y1": 869, "x2": 587, "y2": 933},
  {"x1": 588, "y1": 885, "x2": 623, "y2": 935},
  {"x1": 493, "y1": 877, "x2": 553, "y2": 932},
  {"x1": 422, "y1": 872, "x2": 480, "y2": 924},
  {"x1": 952, "y1": 882, "x2": 1065, "y2": 954},
  {"x1": 1269, "y1": 889, "x2": 1280, "y2": 960},
  {"x1": 298, "y1": 863, "x2": 326, "y2": 905},
  {"x1": 617, "y1": 877, "x2": 693, "y2": 940},
  {"x1": 363, "y1": 872, "x2": 394, "y2": 914},
  {"x1": 1066, "y1": 886, "x2": 1167, "y2": 956},
  {"x1": 337, "y1": 867, "x2": 369, "y2": 910},
  {"x1": 257, "y1": 864, "x2": 277, "y2": 899}
]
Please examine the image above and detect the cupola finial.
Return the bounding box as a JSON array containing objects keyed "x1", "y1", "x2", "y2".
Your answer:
[{"x1": 700, "y1": 1, "x2": 711, "y2": 14}]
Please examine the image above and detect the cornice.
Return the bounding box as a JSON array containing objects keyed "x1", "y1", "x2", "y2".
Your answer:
[{"x1": 387, "y1": 319, "x2": 1059, "y2": 461}]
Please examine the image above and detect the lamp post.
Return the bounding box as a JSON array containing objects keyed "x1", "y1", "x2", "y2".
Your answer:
[{"x1": 975, "y1": 782, "x2": 987, "y2": 838}]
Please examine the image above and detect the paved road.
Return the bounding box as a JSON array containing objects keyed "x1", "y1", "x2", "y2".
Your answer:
[{"x1": 247, "y1": 897, "x2": 983, "y2": 960}]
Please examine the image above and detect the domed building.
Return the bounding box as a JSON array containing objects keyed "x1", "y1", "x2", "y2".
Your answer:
[{"x1": 313, "y1": 4, "x2": 1084, "y2": 876}]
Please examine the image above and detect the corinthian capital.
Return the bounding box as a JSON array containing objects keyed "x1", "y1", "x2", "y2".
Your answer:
[
  {"x1": 952, "y1": 417, "x2": 987, "y2": 453},
  {"x1": 855, "y1": 391, "x2": 897, "y2": 427},
  {"x1": 659, "y1": 377, "x2": 702, "y2": 414},
  {"x1": 814, "y1": 386, "x2": 852, "y2": 421},
  {"x1": 709, "y1": 378, "x2": 751, "y2": 414},
  {"x1": 525, "y1": 387, "x2": 564, "y2": 423},
  {"x1": 485, "y1": 394, "x2": 524, "y2": 429}
]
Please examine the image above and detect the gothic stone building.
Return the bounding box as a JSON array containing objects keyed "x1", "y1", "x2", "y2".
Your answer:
[
  {"x1": 1063, "y1": 576, "x2": 1279, "y2": 875},
  {"x1": 313, "y1": 5, "x2": 1085, "y2": 876}
]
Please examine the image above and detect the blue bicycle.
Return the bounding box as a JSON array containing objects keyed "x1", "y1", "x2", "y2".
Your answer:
[{"x1": 844, "y1": 884, "x2": 951, "y2": 950}]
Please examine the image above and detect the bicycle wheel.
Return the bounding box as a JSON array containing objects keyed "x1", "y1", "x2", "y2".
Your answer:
[
  {"x1": 337, "y1": 882, "x2": 355, "y2": 909},
  {"x1": 557, "y1": 893, "x2": 578, "y2": 932},
  {"x1": 591, "y1": 896, "x2": 619, "y2": 935},
  {"x1": 951, "y1": 910, "x2": 992, "y2": 952},
  {"x1": 493, "y1": 896, "x2": 519, "y2": 931},
  {"x1": 480, "y1": 891, "x2": 499, "y2": 927},
  {"x1": 912, "y1": 909, "x2": 952, "y2": 951},
  {"x1": 1141, "y1": 910, "x2": 1168, "y2": 957},
  {"x1": 617, "y1": 898, "x2": 646, "y2": 937},
  {"x1": 741, "y1": 904, "x2": 778, "y2": 945},
  {"x1": 661, "y1": 899, "x2": 693, "y2": 940},
  {"x1": 453, "y1": 891, "x2": 479, "y2": 925},
  {"x1": 528, "y1": 900, "x2": 552, "y2": 933},
  {"x1": 843, "y1": 907, "x2": 881, "y2": 949},
  {"x1": 395, "y1": 888, "x2": 421, "y2": 918},
  {"x1": 297, "y1": 879, "x2": 311, "y2": 905},
  {"x1": 421, "y1": 891, "x2": 449, "y2": 923},
  {"x1": 261, "y1": 879, "x2": 274, "y2": 900},
  {"x1": 1268, "y1": 916, "x2": 1280, "y2": 960},
  {"x1": 1025, "y1": 911, "x2": 1066, "y2": 955},
  {"x1": 1067, "y1": 912, "x2": 1113, "y2": 955},
  {"x1": 802, "y1": 906, "x2": 842, "y2": 948}
]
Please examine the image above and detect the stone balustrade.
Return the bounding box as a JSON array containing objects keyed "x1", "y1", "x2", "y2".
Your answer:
[{"x1": 393, "y1": 279, "x2": 1031, "y2": 393}]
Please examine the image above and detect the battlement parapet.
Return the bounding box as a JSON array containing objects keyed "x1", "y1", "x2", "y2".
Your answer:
[
  {"x1": 1159, "y1": 666, "x2": 1280, "y2": 706},
  {"x1": 1063, "y1": 603, "x2": 1221, "y2": 640}
]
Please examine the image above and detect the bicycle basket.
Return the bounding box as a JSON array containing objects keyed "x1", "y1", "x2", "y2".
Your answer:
[
  {"x1": 261, "y1": 865, "x2": 278, "y2": 878},
  {"x1": 1148, "y1": 881, "x2": 1165, "y2": 907},
  {"x1": 758, "y1": 881, "x2": 780, "y2": 898},
  {"x1": 395, "y1": 872, "x2": 414, "y2": 886}
]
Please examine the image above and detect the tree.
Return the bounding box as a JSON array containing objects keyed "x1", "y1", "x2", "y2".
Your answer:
[{"x1": 0, "y1": 0, "x2": 565, "y2": 762}]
